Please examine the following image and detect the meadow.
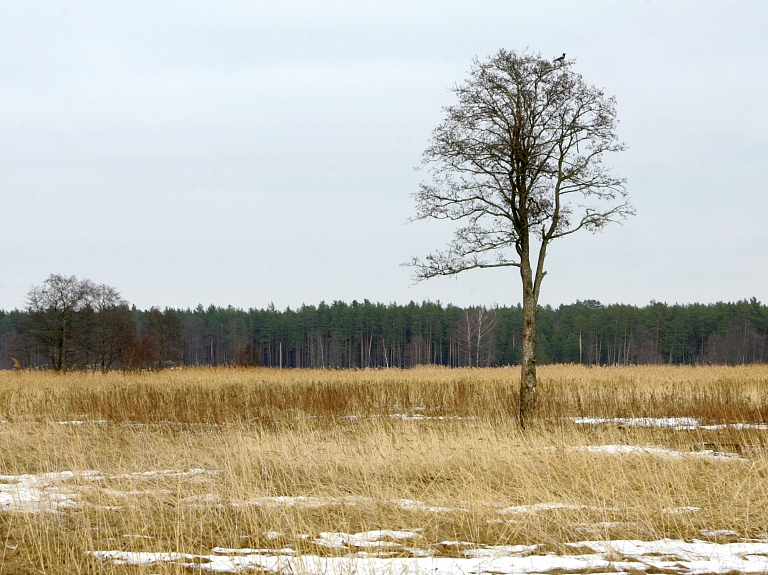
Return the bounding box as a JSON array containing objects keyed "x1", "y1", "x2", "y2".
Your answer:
[{"x1": 1, "y1": 365, "x2": 768, "y2": 574}]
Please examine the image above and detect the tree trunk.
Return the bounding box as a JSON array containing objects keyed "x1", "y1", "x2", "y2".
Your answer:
[
  {"x1": 61, "y1": 321, "x2": 67, "y2": 372},
  {"x1": 519, "y1": 262, "x2": 537, "y2": 427}
]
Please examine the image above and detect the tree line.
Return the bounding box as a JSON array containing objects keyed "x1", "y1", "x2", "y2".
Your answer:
[{"x1": 0, "y1": 275, "x2": 766, "y2": 370}]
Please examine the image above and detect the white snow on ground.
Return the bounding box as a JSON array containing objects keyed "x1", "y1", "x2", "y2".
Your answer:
[
  {"x1": 243, "y1": 497, "x2": 467, "y2": 513},
  {"x1": 663, "y1": 506, "x2": 702, "y2": 514},
  {"x1": 245, "y1": 496, "x2": 364, "y2": 508},
  {"x1": 570, "y1": 417, "x2": 768, "y2": 430},
  {"x1": 212, "y1": 547, "x2": 298, "y2": 555},
  {"x1": 574, "y1": 445, "x2": 744, "y2": 460},
  {"x1": 108, "y1": 468, "x2": 217, "y2": 480},
  {"x1": 0, "y1": 466, "x2": 740, "y2": 515},
  {"x1": 0, "y1": 474, "x2": 531, "y2": 516},
  {"x1": 314, "y1": 530, "x2": 422, "y2": 550},
  {"x1": 499, "y1": 502, "x2": 629, "y2": 515},
  {"x1": 0, "y1": 473, "x2": 485, "y2": 516},
  {"x1": 0, "y1": 471, "x2": 100, "y2": 513},
  {"x1": 703, "y1": 422, "x2": 768, "y2": 430},
  {"x1": 343, "y1": 414, "x2": 473, "y2": 421},
  {"x1": 56, "y1": 420, "x2": 109, "y2": 425},
  {"x1": 0, "y1": 469, "x2": 218, "y2": 513},
  {"x1": 700, "y1": 529, "x2": 739, "y2": 537},
  {"x1": 388, "y1": 414, "x2": 476, "y2": 421},
  {"x1": 499, "y1": 502, "x2": 584, "y2": 514},
  {"x1": 89, "y1": 536, "x2": 768, "y2": 574},
  {"x1": 397, "y1": 499, "x2": 467, "y2": 513},
  {"x1": 571, "y1": 416, "x2": 701, "y2": 429}
]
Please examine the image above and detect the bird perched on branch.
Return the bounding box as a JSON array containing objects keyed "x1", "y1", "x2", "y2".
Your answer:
[
  {"x1": 11, "y1": 358, "x2": 22, "y2": 370},
  {"x1": 553, "y1": 53, "x2": 566, "y2": 63}
]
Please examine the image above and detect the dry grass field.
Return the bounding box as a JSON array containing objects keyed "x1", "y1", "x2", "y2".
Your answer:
[{"x1": 1, "y1": 365, "x2": 768, "y2": 574}]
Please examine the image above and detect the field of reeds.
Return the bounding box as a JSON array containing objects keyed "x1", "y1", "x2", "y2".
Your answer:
[{"x1": 1, "y1": 365, "x2": 768, "y2": 574}]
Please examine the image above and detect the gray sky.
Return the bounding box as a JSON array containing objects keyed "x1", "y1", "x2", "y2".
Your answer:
[{"x1": 1, "y1": 1, "x2": 766, "y2": 311}]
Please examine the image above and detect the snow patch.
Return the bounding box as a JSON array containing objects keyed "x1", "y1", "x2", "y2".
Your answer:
[
  {"x1": 574, "y1": 444, "x2": 743, "y2": 460},
  {"x1": 397, "y1": 499, "x2": 466, "y2": 513},
  {"x1": 0, "y1": 471, "x2": 99, "y2": 513},
  {"x1": 246, "y1": 496, "x2": 360, "y2": 509},
  {"x1": 56, "y1": 420, "x2": 109, "y2": 425},
  {"x1": 90, "y1": 537, "x2": 768, "y2": 574},
  {"x1": 0, "y1": 469, "x2": 219, "y2": 513},
  {"x1": 700, "y1": 529, "x2": 739, "y2": 537},
  {"x1": 499, "y1": 502, "x2": 583, "y2": 514},
  {"x1": 571, "y1": 417, "x2": 701, "y2": 429},
  {"x1": 314, "y1": 530, "x2": 422, "y2": 550},
  {"x1": 212, "y1": 547, "x2": 297, "y2": 556},
  {"x1": 663, "y1": 506, "x2": 702, "y2": 514},
  {"x1": 570, "y1": 417, "x2": 768, "y2": 431}
]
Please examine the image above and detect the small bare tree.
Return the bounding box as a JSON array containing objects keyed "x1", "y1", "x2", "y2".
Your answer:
[
  {"x1": 409, "y1": 50, "x2": 632, "y2": 425},
  {"x1": 456, "y1": 306, "x2": 497, "y2": 367}
]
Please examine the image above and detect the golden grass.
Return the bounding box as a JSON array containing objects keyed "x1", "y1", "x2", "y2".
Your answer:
[
  {"x1": 1, "y1": 365, "x2": 767, "y2": 573},
  {"x1": 2, "y1": 364, "x2": 768, "y2": 423}
]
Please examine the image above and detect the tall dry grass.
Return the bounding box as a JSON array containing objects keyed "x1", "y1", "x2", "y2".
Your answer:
[
  {"x1": 0, "y1": 365, "x2": 767, "y2": 574},
  {"x1": 1, "y1": 364, "x2": 767, "y2": 423}
]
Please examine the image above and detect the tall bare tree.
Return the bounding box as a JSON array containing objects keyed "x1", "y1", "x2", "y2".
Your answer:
[
  {"x1": 409, "y1": 50, "x2": 632, "y2": 425},
  {"x1": 26, "y1": 274, "x2": 94, "y2": 371}
]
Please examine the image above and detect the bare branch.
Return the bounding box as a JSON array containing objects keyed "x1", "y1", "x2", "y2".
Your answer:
[{"x1": 408, "y1": 49, "x2": 631, "y2": 282}]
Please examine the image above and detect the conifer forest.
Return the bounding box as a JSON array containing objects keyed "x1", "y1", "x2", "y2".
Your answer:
[{"x1": 1, "y1": 275, "x2": 765, "y2": 370}]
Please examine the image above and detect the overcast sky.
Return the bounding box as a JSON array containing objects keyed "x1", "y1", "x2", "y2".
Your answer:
[{"x1": 1, "y1": 1, "x2": 766, "y2": 311}]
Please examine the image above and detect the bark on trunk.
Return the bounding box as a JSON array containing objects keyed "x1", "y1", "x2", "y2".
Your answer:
[
  {"x1": 519, "y1": 259, "x2": 537, "y2": 427},
  {"x1": 61, "y1": 322, "x2": 67, "y2": 372}
]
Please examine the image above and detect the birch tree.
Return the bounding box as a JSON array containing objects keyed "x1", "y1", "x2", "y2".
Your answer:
[{"x1": 409, "y1": 50, "x2": 632, "y2": 425}]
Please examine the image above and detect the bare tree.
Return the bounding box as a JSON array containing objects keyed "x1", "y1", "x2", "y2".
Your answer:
[
  {"x1": 456, "y1": 306, "x2": 497, "y2": 366},
  {"x1": 89, "y1": 283, "x2": 136, "y2": 372},
  {"x1": 409, "y1": 50, "x2": 632, "y2": 425},
  {"x1": 26, "y1": 274, "x2": 94, "y2": 371},
  {"x1": 473, "y1": 306, "x2": 497, "y2": 367},
  {"x1": 144, "y1": 308, "x2": 183, "y2": 369}
]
